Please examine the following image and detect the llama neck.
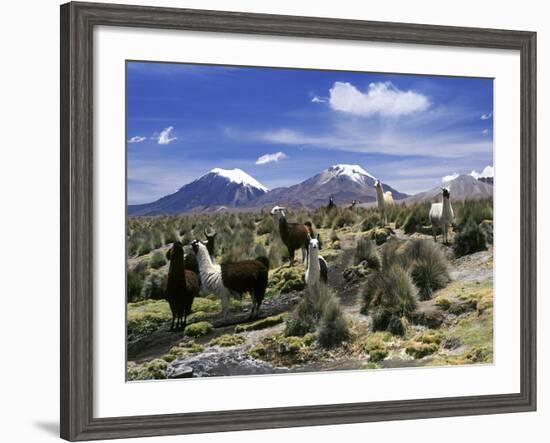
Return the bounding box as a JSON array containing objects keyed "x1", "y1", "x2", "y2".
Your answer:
[
  {"x1": 195, "y1": 246, "x2": 215, "y2": 275},
  {"x1": 442, "y1": 196, "x2": 452, "y2": 218},
  {"x1": 375, "y1": 186, "x2": 385, "y2": 207},
  {"x1": 167, "y1": 255, "x2": 186, "y2": 292},
  {"x1": 279, "y1": 216, "x2": 289, "y2": 240},
  {"x1": 307, "y1": 248, "x2": 320, "y2": 277}
]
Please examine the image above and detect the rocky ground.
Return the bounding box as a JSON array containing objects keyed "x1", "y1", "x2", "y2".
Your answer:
[{"x1": 127, "y1": 226, "x2": 493, "y2": 381}]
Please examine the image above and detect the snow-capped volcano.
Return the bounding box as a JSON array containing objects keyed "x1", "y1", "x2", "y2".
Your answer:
[
  {"x1": 128, "y1": 168, "x2": 268, "y2": 215},
  {"x1": 249, "y1": 164, "x2": 407, "y2": 208},
  {"x1": 322, "y1": 164, "x2": 376, "y2": 185},
  {"x1": 209, "y1": 168, "x2": 268, "y2": 192}
]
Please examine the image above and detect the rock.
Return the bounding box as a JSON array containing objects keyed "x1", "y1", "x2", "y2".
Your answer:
[{"x1": 167, "y1": 365, "x2": 193, "y2": 379}]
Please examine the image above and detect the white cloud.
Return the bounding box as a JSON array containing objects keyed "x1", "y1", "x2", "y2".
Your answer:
[
  {"x1": 328, "y1": 81, "x2": 430, "y2": 117},
  {"x1": 155, "y1": 126, "x2": 177, "y2": 145},
  {"x1": 311, "y1": 95, "x2": 327, "y2": 103},
  {"x1": 470, "y1": 165, "x2": 494, "y2": 179},
  {"x1": 481, "y1": 112, "x2": 492, "y2": 120},
  {"x1": 482, "y1": 128, "x2": 489, "y2": 135},
  {"x1": 442, "y1": 172, "x2": 460, "y2": 182},
  {"x1": 128, "y1": 136, "x2": 146, "y2": 143},
  {"x1": 255, "y1": 151, "x2": 288, "y2": 165}
]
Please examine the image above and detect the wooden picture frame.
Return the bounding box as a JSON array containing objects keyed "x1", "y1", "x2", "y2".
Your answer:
[{"x1": 60, "y1": 1, "x2": 536, "y2": 440}]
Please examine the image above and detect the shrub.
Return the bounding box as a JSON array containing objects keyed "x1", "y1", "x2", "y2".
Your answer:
[
  {"x1": 209, "y1": 334, "x2": 245, "y2": 347},
  {"x1": 317, "y1": 298, "x2": 349, "y2": 348},
  {"x1": 456, "y1": 199, "x2": 493, "y2": 231},
  {"x1": 164, "y1": 228, "x2": 179, "y2": 245},
  {"x1": 332, "y1": 209, "x2": 358, "y2": 229},
  {"x1": 257, "y1": 216, "x2": 275, "y2": 235},
  {"x1": 235, "y1": 314, "x2": 286, "y2": 332},
  {"x1": 284, "y1": 296, "x2": 317, "y2": 337},
  {"x1": 402, "y1": 204, "x2": 429, "y2": 234},
  {"x1": 150, "y1": 251, "x2": 167, "y2": 270},
  {"x1": 362, "y1": 266, "x2": 417, "y2": 335},
  {"x1": 354, "y1": 237, "x2": 381, "y2": 269},
  {"x1": 406, "y1": 342, "x2": 438, "y2": 359},
  {"x1": 361, "y1": 212, "x2": 381, "y2": 231},
  {"x1": 127, "y1": 359, "x2": 167, "y2": 381},
  {"x1": 137, "y1": 242, "x2": 152, "y2": 256},
  {"x1": 127, "y1": 262, "x2": 148, "y2": 302},
  {"x1": 364, "y1": 334, "x2": 390, "y2": 362},
  {"x1": 453, "y1": 217, "x2": 487, "y2": 257},
  {"x1": 402, "y1": 240, "x2": 450, "y2": 300},
  {"x1": 142, "y1": 270, "x2": 167, "y2": 300},
  {"x1": 184, "y1": 321, "x2": 213, "y2": 337}
]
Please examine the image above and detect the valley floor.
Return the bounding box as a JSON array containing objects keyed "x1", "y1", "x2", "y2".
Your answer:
[{"x1": 127, "y1": 224, "x2": 493, "y2": 380}]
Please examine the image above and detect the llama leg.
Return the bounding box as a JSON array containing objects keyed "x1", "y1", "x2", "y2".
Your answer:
[
  {"x1": 302, "y1": 246, "x2": 307, "y2": 263},
  {"x1": 220, "y1": 289, "x2": 230, "y2": 322},
  {"x1": 170, "y1": 313, "x2": 175, "y2": 331},
  {"x1": 289, "y1": 248, "x2": 295, "y2": 265},
  {"x1": 182, "y1": 313, "x2": 187, "y2": 332},
  {"x1": 432, "y1": 225, "x2": 437, "y2": 242}
]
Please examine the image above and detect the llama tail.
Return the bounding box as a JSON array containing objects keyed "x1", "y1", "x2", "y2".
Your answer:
[{"x1": 255, "y1": 256, "x2": 270, "y2": 270}]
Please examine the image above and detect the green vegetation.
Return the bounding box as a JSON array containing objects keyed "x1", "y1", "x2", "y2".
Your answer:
[
  {"x1": 354, "y1": 237, "x2": 381, "y2": 269},
  {"x1": 149, "y1": 251, "x2": 167, "y2": 269},
  {"x1": 453, "y1": 217, "x2": 488, "y2": 257},
  {"x1": 209, "y1": 334, "x2": 245, "y2": 347},
  {"x1": 362, "y1": 265, "x2": 417, "y2": 335},
  {"x1": 235, "y1": 314, "x2": 286, "y2": 333},
  {"x1": 184, "y1": 321, "x2": 213, "y2": 337},
  {"x1": 127, "y1": 359, "x2": 168, "y2": 381}
]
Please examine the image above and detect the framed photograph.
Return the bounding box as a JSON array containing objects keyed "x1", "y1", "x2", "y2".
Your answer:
[{"x1": 60, "y1": 1, "x2": 536, "y2": 441}]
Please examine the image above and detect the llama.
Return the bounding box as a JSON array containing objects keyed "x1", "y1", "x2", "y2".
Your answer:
[
  {"x1": 327, "y1": 195, "x2": 336, "y2": 211},
  {"x1": 165, "y1": 241, "x2": 200, "y2": 331},
  {"x1": 429, "y1": 187, "x2": 454, "y2": 244},
  {"x1": 270, "y1": 206, "x2": 314, "y2": 264},
  {"x1": 184, "y1": 228, "x2": 216, "y2": 275},
  {"x1": 349, "y1": 199, "x2": 358, "y2": 210},
  {"x1": 304, "y1": 237, "x2": 328, "y2": 295},
  {"x1": 191, "y1": 240, "x2": 269, "y2": 321},
  {"x1": 374, "y1": 179, "x2": 394, "y2": 226}
]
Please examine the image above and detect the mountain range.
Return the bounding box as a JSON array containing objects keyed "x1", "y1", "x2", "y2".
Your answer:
[{"x1": 127, "y1": 164, "x2": 493, "y2": 216}]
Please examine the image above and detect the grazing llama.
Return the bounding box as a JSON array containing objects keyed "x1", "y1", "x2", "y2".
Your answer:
[
  {"x1": 191, "y1": 240, "x2": 269, "y2": 321},
  {"x1": 429, "y1": 187, "x2": 454, "y2": 244}
]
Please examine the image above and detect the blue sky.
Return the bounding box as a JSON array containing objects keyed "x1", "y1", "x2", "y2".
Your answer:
[{"x1": 127, "y1": 61, "x2": 493, "y2": 204}]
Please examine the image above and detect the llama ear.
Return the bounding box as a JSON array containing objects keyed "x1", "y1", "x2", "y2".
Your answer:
[{"x1": 166, "y1": 249, "x2": 172, "y2": 261}]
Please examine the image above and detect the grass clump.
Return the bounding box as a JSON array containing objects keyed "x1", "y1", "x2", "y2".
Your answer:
[
  {"x1": 361, "y1": 212, "x2": 381, "y2": 231},
  {"x1": 434, "y1": 296, "x2": 452, "y2": 310},
  {"x1": 332, "y1": 209, "x2": 358, "y2": 229},
  {"x1": 362, "y1": 265, "x2": 417, "y2": 336},
  {"x1": 354, "y1": 237, "x2": 381, "y2": 269},
  {"x1": 364, "y1": 333, "x2": 391, "y2": 362},
  {"x1": 317, "y1": 297, "x2": 350, "y2": 348},
  {"x1": 284, "y1": 296, "x2": 318, "y2": 337},
  {"x1": 453, "y1": 217, "x2": 488, "y2": 257},
  {"x1": 209, "y1": 334, "x2": 245, "y2": 347},
  {"x1": 127, "y1": 359, "x2": 168, "y2": 381},
  {"x1": 406, "y1": 342, "x2": 438, "y2": 359},
  {"x1": 149, "y1": 251, "x2": 167, "y2": 270},
  {"x1": 235, "y1": 314, "x2": 286, "y2": 333},
  {"x1": 142, "y1": 270, "x2": 167, "y2": 300},
  {"x1": 249, "y1": 344, "x2": 267, "y2": 359},
  {"x1": 168, "y1": 340, "x2": 204, "y2": 358},
  {"x1": 127, "y1": 299, "x2": 172, "y2": 341},
  {"x1": 184, "y1": 321, "x2": 213, "y2": 337},
  {"x1": 269, "y1": 265, "x2": 306, "y2": 294},
  {"x1": 402, "y1": 203, "x2": 430, "y2": 234},
  {"x1": 127, "y1": 262, "x2": 148, "y2": 302}
]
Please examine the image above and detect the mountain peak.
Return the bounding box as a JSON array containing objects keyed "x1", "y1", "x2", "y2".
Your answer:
[
  {"x1": 209, "y1": 168, "x2": 268, "y2": 192},
  {"x1": 324, "y1": 164, "x2": 376, "y2": 185}
]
